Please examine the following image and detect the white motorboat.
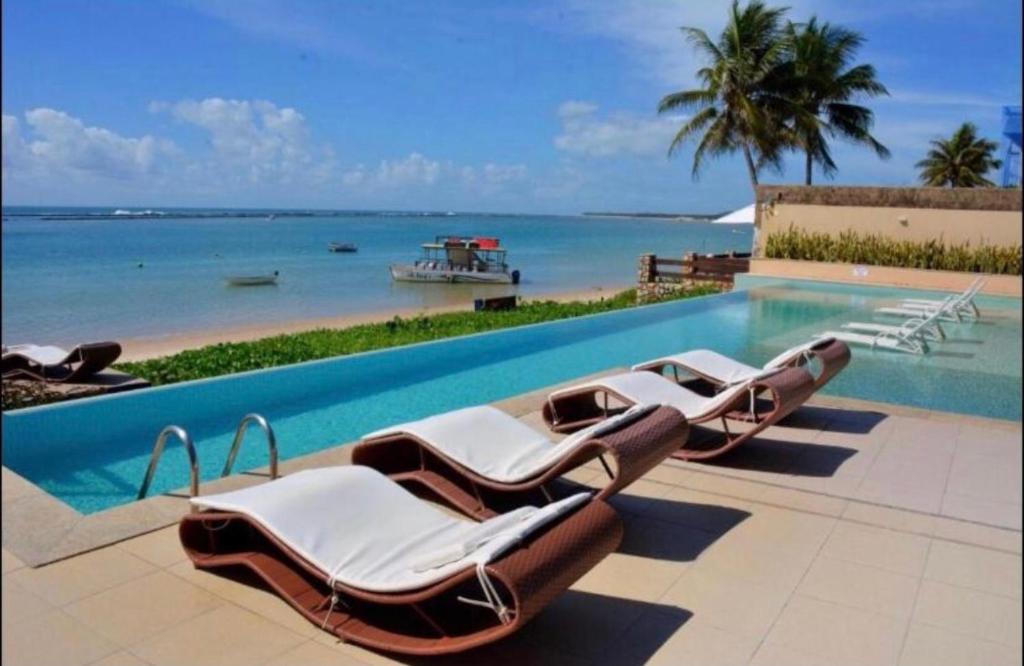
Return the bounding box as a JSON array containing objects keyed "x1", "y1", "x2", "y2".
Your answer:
[{"x1": 389, "y1": 236, "x2": 520, "y2": 284}]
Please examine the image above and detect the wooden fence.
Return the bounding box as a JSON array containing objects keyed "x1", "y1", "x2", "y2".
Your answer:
[{"x1": 639, "y1": 251, "x2": 751, "y2": 286}]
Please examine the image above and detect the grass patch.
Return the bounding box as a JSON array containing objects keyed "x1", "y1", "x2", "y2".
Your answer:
[
  {"x1": 765, "y1": 225, "x2": 1022, "y2": 275},
  {"x1": 115, "y1": 286, "x2": 722, "y2": 387}
]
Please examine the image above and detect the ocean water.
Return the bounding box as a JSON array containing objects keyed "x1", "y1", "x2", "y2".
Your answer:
[{"x1": 0, "y1": 207, "x2": 753, "y2": 343}]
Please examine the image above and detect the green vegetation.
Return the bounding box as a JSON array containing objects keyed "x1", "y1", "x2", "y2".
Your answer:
[
  {"x1": 114, "y1": 286, "x2": 722, "y2": 387},
  {"x1": 916, "y1": 122, "x2": 1003, "y2": 188},
  {"x1": 765, "y1": 226, "x2": 1023, "y2": 275},
  {"x1": 658, "y1": 1, "x2": 889, "y2": 190}
]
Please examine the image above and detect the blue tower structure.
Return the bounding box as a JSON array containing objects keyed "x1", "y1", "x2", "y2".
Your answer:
[{"x1": 1002, "y1": 106, "x2": 1021, "y2": 187}]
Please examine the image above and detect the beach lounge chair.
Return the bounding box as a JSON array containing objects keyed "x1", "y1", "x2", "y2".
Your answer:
[
  {"x1": 1, "y1": 341, "x2": 122, "y2": 382},
  {"x1": 541, "y1": 367, "x2": 817, "y2": 461},
  {"x1": 631, "y1": 337, "x2": 851, "y2": 396},
  {"x1": 875, "y1": 277, "x2": 985, "y2": 322},
  {"x1": 353, "y1": 403, "x2": 687, "y2": 518},
  {"x1": 180, "y1": 466, "x2": 621, "y2": 655},
  {"x1": 815, "y1": 308, "x2": 945, "y2": 355}
]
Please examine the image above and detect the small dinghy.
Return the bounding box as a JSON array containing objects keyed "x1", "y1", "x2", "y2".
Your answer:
[
  {"x1": 226, "y1": 270, "x2": 279, "y2": 287},
  {"x1": 328, "y1": 242, "x2": 358, "y2": 253}
]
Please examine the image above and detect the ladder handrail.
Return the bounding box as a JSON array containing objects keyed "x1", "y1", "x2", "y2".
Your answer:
[
  {"x1": 137, "y1": 425, "x2": 198, "y2": 503},
  {"x1": 221, "y1": 413, "x2": 278, "y2": 480}
]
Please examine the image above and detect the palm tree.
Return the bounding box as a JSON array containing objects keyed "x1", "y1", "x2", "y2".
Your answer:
[
  {"x1": 916, "y1": 123, "x2": 1002, "y2": 187},
  {"x1": 783, "y1": 18, "x2": 890, "y2": 184},
  {"x1": 658, "y1": 0, "x2": 792, "y2": 193}
]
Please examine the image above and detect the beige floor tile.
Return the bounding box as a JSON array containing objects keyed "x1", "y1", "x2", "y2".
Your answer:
[
  {"x1": 692, "y1": 536, "x2": 818, "y2": 592},
  {"x1": 913, "y1": 580, "x2": 1022, "y2": 647},
  {"x1": 940, "y1": 492, "x2": 1022, "y2": 531},
  {"x1": 117, "y1": 526, "x2": 188, "y2": 568},
  {"x1": 724, "y1": 505, "x2": 837, "y2": 556},
  {"x1": 680, "y1": 471, "x2": 768, "y2": 502},
  {"x1": 945, "y1": 452, "x2": 1022, "y2": 505},
  {"x1": 605, "y1": 478, "x2": 673, "y2": 516},
  {"x1": 2, "y1": 576, "x2": 54, "y2": 628},
  {"x1": 756, "y1": 485, "x2": 849, "y2": 517},
  {"x1": 854, "y1": 479, "x2": 944, "y2": 515},
  {"x1": 954, "y1": 425, "x2": 1023, "y2": 461},
  {"x1": 2, "y1": 547, "x2": 26, "y2": 574},
  {"x1": 1, "y1": 609, "x2": 118, "y2": 666},
  {"x1": 750, "y1": 642, "x2": 837, "y2": 666},
  {"x1": 65, "y1": 570, "x2": 224, "y2": 646},
  {"x1": 924, "y1": 540, "x2": 1022, "y2": 599},
  {"x1": 516, "y1": 590, "x2": 652, "y2": 660},
  {"x1": 796, "y1": 555, "x2": 920, "y2": 619},
  {"x1": 573, "y1": 550, "x2": 688, "y2": 603},
  {"x1": 622, "y1": 613, "x2": 762, "y2": 666},
  {"x1": 899, "y1": 622, "x2": 1023, "y2": 666},
  {"x1": 89, "y1": 651, "x2": 153, "y2": 666},
  {"x1": 931, "y1": 519, "x2": 1022, "y2": 554},
  {"x1": 842, "y1": 502, "x2": 938, "y2": 537},
  {"x1": 130, "y1": 605, "x2": 306, "y2": 666},
  {"x1": 8, "y1": 546, "x2": 156, "y2": 606},
  {"x1": 263, "y1": 640, "x2": 371, "y2": 666},
  {"x1": 643, "y1": 485, "x2": 754, "y2": 532},
  {"x1": 765, "y1": 595, "x2": 908, "y2": 666},
  {"x1": 822, "y1": 521, "x2": 930, "y2": 576},
  {"x1": 642, "y1": 462, "x2": 693, "y2": 487},
  {"x1": 659, "y1": 566, "x2": 793, "y2": 639},
  {"x1": 167, "y1": 560, "x2": 323, "y2": 638}
]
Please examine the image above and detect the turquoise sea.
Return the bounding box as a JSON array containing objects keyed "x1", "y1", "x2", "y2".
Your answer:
[{"x1": 1, "y1": 207, "x2": 753, "y2": 344}]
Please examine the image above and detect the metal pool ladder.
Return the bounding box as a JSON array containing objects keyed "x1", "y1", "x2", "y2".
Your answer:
[
  {"x1": 221, "y1": 413, "x2": 278, "y2": 481},
  {"x1": 137, "y1": 425, "x2": 198, "y2": 501}
]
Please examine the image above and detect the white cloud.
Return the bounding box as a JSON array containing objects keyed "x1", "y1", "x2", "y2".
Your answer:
[
  {"x1": 554, "y1": 100, "x2": 681, "y2": 158},
  {"x1": 343, "y1": 153, "x2": 528, "y2": 195},
  {"x1": 2, "y1": 108, "x2": 180, "y2": 184},
  {"x1": 154, "y1": 97, "x2": 335, "y2": 186},
  {"x1": 885, "y1": 89, "x2": 1006, "y2": 109}
]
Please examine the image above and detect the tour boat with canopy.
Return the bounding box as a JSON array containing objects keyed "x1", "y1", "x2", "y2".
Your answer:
[{"x1": 389, "y1": 235, "x2": 520, "y2": 284}]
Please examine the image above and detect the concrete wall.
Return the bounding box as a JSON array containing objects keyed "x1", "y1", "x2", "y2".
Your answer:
[{"x1": 755, "y1": 186, "x2": 1023, "y2": 256}]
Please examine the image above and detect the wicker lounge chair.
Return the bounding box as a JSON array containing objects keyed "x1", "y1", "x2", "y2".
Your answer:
[
  {"x1": 2, "y1": 342, "x2": 122, "y2": 382},
  {"x1": 631, "y1": 337, "x2": 851, "y2": 397},
  {"x1": 542, "y1": 367, "x2": 816, "y2": 461},
  {"x1": 353, "y1": 403, "x2": 687, "y2": 518},
  {"x1": 181, "y1": 466, "x2": 622, "y2": 655}
]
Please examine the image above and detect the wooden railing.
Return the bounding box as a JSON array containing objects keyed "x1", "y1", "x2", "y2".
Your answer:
[{"x1": 640, "y1": 251, "x2": 751, "y2": 285}]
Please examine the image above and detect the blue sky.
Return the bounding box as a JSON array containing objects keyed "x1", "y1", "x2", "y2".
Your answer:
[{"x1": 2, "y1": 0, "x2": 1021, "y2": 213}]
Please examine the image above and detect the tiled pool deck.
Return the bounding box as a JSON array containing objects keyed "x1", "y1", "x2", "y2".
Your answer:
[{"x1": 3, "y1": 377, "x2": 1021, "y2": 665}]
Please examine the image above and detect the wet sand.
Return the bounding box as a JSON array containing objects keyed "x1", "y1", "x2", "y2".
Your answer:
[{"x1": 118, "y1": 285, "x2": 627, "y2": 361}]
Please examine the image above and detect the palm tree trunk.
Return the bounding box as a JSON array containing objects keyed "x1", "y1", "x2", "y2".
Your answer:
[
  {"x1": 805, "y1": 151, "x2": 813, "y2": 185},
  {"x1": 742, "y1": 144, "x2": 759, "y2": 193}
]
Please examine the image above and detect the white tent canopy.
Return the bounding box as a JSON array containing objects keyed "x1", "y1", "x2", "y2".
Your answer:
[{"x1": 713, "y1": 203, "x2": 755, "y2": 224}]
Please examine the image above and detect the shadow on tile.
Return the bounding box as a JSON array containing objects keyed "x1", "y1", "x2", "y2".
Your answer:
[{"x1": 617, "y1": 499, "x2": 750, "y2": 562}]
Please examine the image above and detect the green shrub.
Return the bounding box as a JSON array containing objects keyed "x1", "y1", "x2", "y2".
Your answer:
[
  {"x1": 114, "y1": 286, "x2": 720, "y2": 387},
  {"x1": 764, "y1": 226, "x2": 1022, "y2": 275}
]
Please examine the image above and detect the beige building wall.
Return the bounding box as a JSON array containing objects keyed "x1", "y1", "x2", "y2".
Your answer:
[{"x1": 754, "y1": 185, "x2": 1023, "y2": 256}]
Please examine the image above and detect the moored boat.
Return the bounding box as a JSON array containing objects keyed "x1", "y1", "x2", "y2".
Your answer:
[
  {"x1": 328, "y1": 242, "x2": 358, "y2": 253},
  {"x1": 389, "y1": 236, "x2": 520, "y2": 284},
  {"x1": 226, "y1": 271, "x2": 279, "y2": 286}
]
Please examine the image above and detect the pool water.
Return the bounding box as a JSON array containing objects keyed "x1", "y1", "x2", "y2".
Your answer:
[{"x1": 3, "y1": 279, "x2": 1020, "y2": 514}]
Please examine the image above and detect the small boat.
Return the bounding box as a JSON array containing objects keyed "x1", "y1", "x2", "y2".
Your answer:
[
  {"x1": 390, "y1": 235, "x2": 520, "y2": 285},
  {"x1": 226, "y1": 271, "x2": 279, "y2": 287},
  {"x1": 328, "y1": 242, "x2": 358, "y2": 253}
]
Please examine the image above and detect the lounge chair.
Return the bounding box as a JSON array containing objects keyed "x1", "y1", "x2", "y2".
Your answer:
[
  {"x1": 541, "y1": 367, "x2": 816, "y2": 461},
  {"x1": 2, "y1": 341, "x2": 122, "y2": 382},
  {"x1": 815, "y1": 308, "x2": 945, "y2": 355},
  {"x1": 353, "y1": 403, "x2": 687, "y2": 518},
  {"x1": 180, "y1": 466, "x2": 621, "y2": 655},
  {"x1": 875, "y1": 277, "x2": 984, "y2": 322},
  {"x1": 631, "y1": 337, "x2": 850, "y2": 396}
]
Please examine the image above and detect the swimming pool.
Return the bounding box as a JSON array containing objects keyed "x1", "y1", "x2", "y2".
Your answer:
[{"x1": 3, "y1": 279, "x2": 1020, "y2": 514}]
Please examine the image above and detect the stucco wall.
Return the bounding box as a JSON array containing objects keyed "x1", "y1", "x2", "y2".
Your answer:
[{"x1": 754, "y1": 185, "x2": 1023, "y2": 256}]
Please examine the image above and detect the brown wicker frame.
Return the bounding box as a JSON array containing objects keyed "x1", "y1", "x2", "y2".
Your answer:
[
  {"x1": 180, "y1": 498, "x2": 622, "y2": 655},
  {"x1": 631, "y1": 339, "x2": 851, "y2": 423},
  {"x1": 541, "y1": 367, "x2": 816, "y2": 461},
  {"x1": 2, "y1": 341, "x2": 122, "y2": 383},
  {"x1": 352, "y1": 406, "x2": 688, "y2": 519}
]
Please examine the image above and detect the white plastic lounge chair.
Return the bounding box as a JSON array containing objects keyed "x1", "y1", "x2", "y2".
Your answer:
[
  {"x1": 354, "y1": 403, "x2": 686, "y2": 517},
  {"x1": 816, "y1": 308, "x2": 945, "y2": 354},
  {"x1": 542, "y1": 366, "x2": 817, "y2": 460},
  {"x1": 181, "y1": 466, "x2": 621, "y2": 654},
  {"x1": 631, "y1": 337, "x2": 850, "y2": 393},
  {"x1": 875, "y1": 277, "x2": 984, "y2": 322},
  {"x1": 841, "y1": 316, "x2": 945, "y2": 341}
]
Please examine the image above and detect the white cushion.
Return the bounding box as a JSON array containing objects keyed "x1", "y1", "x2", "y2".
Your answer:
[
  {"x1": 363, "y1": 404, "x2": 656, "y2": 484},
  {"x1": 192, "y1": 466, "x2": 590, "y2": 593},
  {"x1": 2, "y1": 344, "x2": 69, "y2": 365}
]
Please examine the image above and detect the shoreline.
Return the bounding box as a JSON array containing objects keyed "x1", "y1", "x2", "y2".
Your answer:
[{"x1": 118, "y1": 284, "x2": 627, "y2": 361}]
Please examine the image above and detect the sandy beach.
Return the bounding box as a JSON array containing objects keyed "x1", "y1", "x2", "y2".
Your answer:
[{"x1": 118, "y1": 284, "x2": 627, "y2": 361}]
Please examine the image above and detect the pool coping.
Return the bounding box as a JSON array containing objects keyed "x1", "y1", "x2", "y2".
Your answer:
[{"x1": 3, "y1": 369, "x2": 1020, "y2": 568}]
